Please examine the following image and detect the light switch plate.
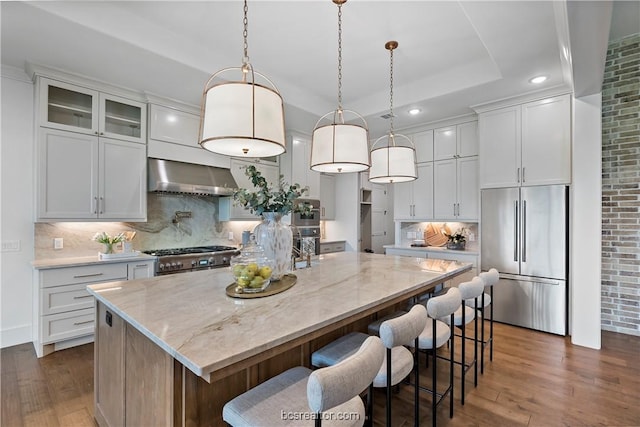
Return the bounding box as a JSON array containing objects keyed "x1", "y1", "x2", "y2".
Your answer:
[{"x1": 1, "y1": 240, "x2": 20, "y2": 252}]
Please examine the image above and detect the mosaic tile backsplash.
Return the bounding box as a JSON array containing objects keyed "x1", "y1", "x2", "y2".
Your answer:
[{"x1": 35, "y1": 193, "x2": 260, "y2": 259}]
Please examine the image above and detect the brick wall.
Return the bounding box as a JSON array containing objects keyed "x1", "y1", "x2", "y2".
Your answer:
[{"x1": 601, "y1": 33, "x2": 640, "y2": 336}]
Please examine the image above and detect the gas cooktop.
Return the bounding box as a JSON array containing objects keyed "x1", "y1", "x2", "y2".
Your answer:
[{"x1": 142, "y1": 246, "x2": 238, "y2": 257}]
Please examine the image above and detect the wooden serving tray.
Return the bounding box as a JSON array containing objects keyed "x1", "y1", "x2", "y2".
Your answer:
[{"x1": 225, "y1": 274, "x2": 297, "y2": 299}]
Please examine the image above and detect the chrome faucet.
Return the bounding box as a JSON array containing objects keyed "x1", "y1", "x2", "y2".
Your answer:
[{"x1": 290, "y1": 225, "x2": 311, "y2": 270}]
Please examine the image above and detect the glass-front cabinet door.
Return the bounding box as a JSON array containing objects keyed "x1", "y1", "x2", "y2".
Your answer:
[
  {"x1": 99, "y1": 93, "x2": 146, "y2": 144},
  {"x1": 39, "y1": 77, "x2": 99, "y2": 134},
  {"x1": 39, "y1": 77, "x2": 146, "y2": 144}
]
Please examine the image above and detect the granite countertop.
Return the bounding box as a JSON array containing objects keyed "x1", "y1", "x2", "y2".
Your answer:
[
  {"x1": 383, "y1": 244, "x2": 479, "y2": 256},
  {"x1": 87, "y1": 252, "x2": 471, "y2": 382},
  {"x1": 32, "y1": 253, "x2": 157, "y2": 269}
]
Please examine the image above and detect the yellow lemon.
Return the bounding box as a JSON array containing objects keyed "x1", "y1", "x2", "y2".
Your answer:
[
  {"x1": 259, "y1": 266, "x2": 272, "y2": 279},
  {"x1": 247, "y1": 263, "x2": 259, "y2": 274}
]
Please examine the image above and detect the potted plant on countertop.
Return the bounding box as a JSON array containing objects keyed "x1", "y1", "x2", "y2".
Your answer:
[
  {"x1": 444, "y1": 227, "x2": 468, "y2": 250},
  {"x1": 232, "y1": 165, "x2": 311, "y2": 281}
]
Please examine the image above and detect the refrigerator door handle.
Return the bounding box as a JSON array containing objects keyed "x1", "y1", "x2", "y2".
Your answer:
[
  {"x1": 522, "y1": 200, "x2": 527, "y2": 262},
  {"x1": 514, "y1": 200, "x2": 519, "y2": 262}
]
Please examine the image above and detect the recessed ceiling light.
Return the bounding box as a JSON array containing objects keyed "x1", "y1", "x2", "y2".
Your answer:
[
  {"x1": 529, "y1": 75, "x2": 548, "y2": 84},
  {"x1": 408, "y1": 108, "x2": 421, "y2": 115}
]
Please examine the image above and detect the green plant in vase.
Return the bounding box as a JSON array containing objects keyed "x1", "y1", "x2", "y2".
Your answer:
[
  {"x1": 232, "y1": 166, "x2": 311, "y2": 280},
  {"x1": 92, "y1": 231, "x2": 126, "y2": 254}
]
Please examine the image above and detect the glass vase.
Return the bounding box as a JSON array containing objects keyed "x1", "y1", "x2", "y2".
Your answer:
[
  {"x1": 103, "y1": 243, "x2": 115, "y2": 254},
  {"x1": 253, "y1": 212, "x2": 293, "y2": 281}
]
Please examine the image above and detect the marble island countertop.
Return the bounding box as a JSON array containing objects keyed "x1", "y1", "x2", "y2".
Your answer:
[{"x1": 87, "y1": 252, "x2": 471, "y2": 382}]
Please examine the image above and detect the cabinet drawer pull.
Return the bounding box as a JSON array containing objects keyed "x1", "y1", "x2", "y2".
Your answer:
[
  {"x1": 134, "y1": 264, "x2": 148, "y2": 268},
  {"x1": 73, "y1": 295, "x2": 94, "y2": 300},
  {"x1": 73, "y1": 273, "x2": 104, "y2": 278},
  {"x1": 73, "y1": 320, "x2": 94, "y2": 326}
]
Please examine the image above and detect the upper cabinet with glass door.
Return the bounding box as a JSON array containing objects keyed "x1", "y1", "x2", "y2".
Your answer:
[{"x1": 39, "y1": 77, "x2": 146, "y2": 144}]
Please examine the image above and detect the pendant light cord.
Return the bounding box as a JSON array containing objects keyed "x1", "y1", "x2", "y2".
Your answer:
[
  {"x1": 337, "y1": 2, "x2": 343, "y2": 111},
  {"x1": 243, "y1": 0, "x2": 250, "y2": 65},
  {"x1": 389, "y1": 46, "x2": 394, "y2": 133}
]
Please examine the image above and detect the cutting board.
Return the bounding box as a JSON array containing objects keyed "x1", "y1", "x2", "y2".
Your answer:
[{"x1": 424, "y1": 224, "x2": 450, "y2": 247}]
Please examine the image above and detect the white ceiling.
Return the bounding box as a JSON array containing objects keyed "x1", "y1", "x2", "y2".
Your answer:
[{"x1": 1, "y1": 1, "x2": 638, "y2": 136}]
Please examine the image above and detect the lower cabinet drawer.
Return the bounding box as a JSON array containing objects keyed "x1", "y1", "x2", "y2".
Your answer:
[
  {"x1": 320, "y1": 242, "x2": 346, "y2": 254},
  {"x1": 42, "y1": 308, "x2": 95, "y2": 344},
  {"x1": 42, "y1": 283, "x2": 94, "y2": 315},
  {"x1": 41, "y1": 263, "x2": 128, "y2": 288},
  {"x1": 385, "y1": 248, "x2": 428, "y2": 258}
]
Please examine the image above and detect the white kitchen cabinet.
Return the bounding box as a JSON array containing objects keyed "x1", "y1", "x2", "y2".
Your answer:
[
  {"x1": 320, "y1": 174, "x2": 336, "y2": 220},
  {"x1": 434, "y1": 121, "x2": 478, "y2": 161},
  {"x1": 279, "y1": 134, "x2": 318, "y2": 198},
  {"x1": 393, "y1": 162, "x2": 433, "y2": 220},
  {"x1": 39, "y1": 77, "x2": 146, "y2": 144},
  {"x1": 127, "y1": 260, "x2": 155, "y2": 279},
  {"x1": 290, "y1": 136, "x2": 320, "y2": 198},
  {"x1": 521, "y1": 95, "x2": 571, "y2": 186},
  {"x1": 219, "y1": 159, "x2": 280, "y2": 221},
  {"x1": 320, "y1": 241, "x2": 346, "y2": 254},
  {"x1": 36, "y1": 128, "x2": 146, "y2": 221},
  {"x1": 35, "y1": 262, "x2": 128, "y2": 357},
  {"x1": 478, "y1": 94, "x2": 570, "y2": 188},
  {"x1": 149, "y1": 103, "x2": 200, "y2": 146},
  {"x1": 147, "y1": 103, "x2": 230, "y2": 169},
  {"x1": 412, "y1": 130, "x2": 434, "y2": 163},
  {"x1": 433, "y1": 156, "x2": 478, "y2": 220}
]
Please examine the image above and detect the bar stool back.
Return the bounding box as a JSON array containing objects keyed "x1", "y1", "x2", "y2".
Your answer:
[
  {"x1": 223, "y1": 336, "x2": 385, "y2": 427},
  {"x1": 416, "y1": 287, "x2": 461, "y2": 427},
  {"x1": 468, "y1": 268, "x2": 499, "y2": 373}
]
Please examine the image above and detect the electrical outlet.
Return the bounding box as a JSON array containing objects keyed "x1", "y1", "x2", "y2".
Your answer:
[
  {"x1": 228, "y1": 231, "x2": 234, "y2": 241},
  {"x1": 54, "y1": 238, "x2": 63, "y2": 249},
  {"x1": 1, "y1": 240, "x2": 20, "y2": 252},
  {"x1": 468, "y1": 233, "x2": 476, "y2": 242}
]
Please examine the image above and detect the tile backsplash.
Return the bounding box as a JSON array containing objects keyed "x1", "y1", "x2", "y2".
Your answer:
[{"x1": 35, "y1": 193, "x2": 260, "y2": 259}]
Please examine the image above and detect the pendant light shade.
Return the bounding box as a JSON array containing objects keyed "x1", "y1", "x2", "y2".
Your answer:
[
  {"x1": 310, "y1": 0, "x2": 370, "y2": 174},
  {"x1": 199, "y1": 1, "x2": 286, "y2": 158},
  {"x1": 311, "y1": 110, "x2": 370, "y2": 173},
  {"x1": 369, "y1": 134, "x2": 417, "y2": 183},
  {"x1": 369, "y1": 41, "x2": 417, "y2": 184}
]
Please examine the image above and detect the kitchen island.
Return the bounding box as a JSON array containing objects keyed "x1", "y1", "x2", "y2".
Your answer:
[{"x1": 87, "y1": 252, "x2": 471, "y2": 427}]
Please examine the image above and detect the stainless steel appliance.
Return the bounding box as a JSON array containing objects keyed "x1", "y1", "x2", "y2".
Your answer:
[
  {"x1": 292, "y1": 226, "x2": 321, "y2": 256},
  {"x1": 142, "y1": 246, "x2": 240, "y2": 275},
  {"x1": 291, "y1": 198, "x2": 321, "y2": 228},
  {"x1": 481, "y1": 185, "x2": 568, "y2": 335},
  {"x1": 148, "y1": 158, "x2": 238, "y2": 196}
]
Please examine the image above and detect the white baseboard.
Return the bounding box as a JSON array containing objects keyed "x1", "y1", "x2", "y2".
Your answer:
[{"x1": 0, "y1": 324, "x2": 32, "y2": 348}]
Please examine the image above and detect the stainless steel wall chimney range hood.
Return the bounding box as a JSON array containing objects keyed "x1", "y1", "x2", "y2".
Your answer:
[{"x1": 148, "y1": 158, "x2": 238, "y2": 196}]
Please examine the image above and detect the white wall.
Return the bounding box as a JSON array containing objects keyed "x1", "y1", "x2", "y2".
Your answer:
[
  {"x1": 1, "y1": 66, "x2": 35, "y2": 347},
  {"x1": 570, "y1": 93, "x2": 602, "y2": 349}
]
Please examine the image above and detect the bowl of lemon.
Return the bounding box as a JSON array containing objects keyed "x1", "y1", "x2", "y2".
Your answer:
[{"x1": 230, "y1": 234, "x2": 274, "y2": 293}]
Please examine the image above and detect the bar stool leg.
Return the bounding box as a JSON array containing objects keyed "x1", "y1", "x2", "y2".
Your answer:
[
  {"x1": 461, "y1": 307, "x2": 466, "y2": 405},
  {"x1": 474, "y1": 299, "x2": 479, "y2": 387}
]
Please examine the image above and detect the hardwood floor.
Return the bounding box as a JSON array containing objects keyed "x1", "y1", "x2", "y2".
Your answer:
[{"x1": 2, "y1": 323, "x2": 639, "y2": 426}]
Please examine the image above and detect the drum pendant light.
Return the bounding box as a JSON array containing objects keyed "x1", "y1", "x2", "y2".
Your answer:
[
  {"x1": 310, "y1": 0, "x2": 370, "y2": 174},
  {"x1": 369, "y1": 41, "x2": 417, "y2": 184},
  {"x1": 199, "y1": 0, "x2": 286, "y2": 158}
]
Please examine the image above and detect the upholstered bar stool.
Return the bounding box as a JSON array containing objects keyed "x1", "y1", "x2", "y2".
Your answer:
[
  {"x1": 312, "y1": 305, "x2": 428, "y2": 427},
  {"x1": 415, "y1": 287, "x2": 461, "y2": 427},
  {"x1": 440, "y1": 276, "x2": 484, "y2": 405},
  {"x1": 467, "y1": 268, "x2": 498, "y2": 374},
  {"x1": 223, "y1": 336, "x2": 385, "y2": 427}
]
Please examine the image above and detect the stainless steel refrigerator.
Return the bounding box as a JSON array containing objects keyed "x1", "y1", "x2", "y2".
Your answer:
[{"x1": 481, "y1": 185, "x2": 568, "y2": 335}]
